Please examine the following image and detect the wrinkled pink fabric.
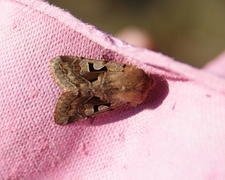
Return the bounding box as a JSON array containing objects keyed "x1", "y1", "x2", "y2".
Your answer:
[
  {"x1": 203, "y1": 51, "x2": 225, "y2": 78},
  {"x1": 1, "y1": 0, "x2": 225, "y2": 179}
]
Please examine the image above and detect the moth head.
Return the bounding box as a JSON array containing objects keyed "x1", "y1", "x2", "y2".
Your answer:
[{"x1": 116, "y1": 65, "x2": 154, "y2": 104}]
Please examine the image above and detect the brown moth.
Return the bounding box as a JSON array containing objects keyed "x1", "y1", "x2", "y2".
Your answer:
[{"x1": 50, "y1": 56, "x2": 154, "y2": 125}]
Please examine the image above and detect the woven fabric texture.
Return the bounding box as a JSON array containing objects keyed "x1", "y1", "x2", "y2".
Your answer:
[{"x1": 1, "y1": 0, "x2": 225, "y2": 179}]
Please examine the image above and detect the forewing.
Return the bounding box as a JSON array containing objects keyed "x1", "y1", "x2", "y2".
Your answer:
[
  {"x1": 54, "y1": 90, "x2": 127, "y2": 125},
  {"x1": 50, "y1": 56, "x2": 90, "y2": 91}
]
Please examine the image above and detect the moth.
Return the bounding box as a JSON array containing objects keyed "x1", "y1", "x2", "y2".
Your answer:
[{"x1": 50, "y1": 56, "x2": 154, "y2": 125}]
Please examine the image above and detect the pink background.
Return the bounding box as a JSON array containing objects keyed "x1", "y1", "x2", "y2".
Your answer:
[{"x1": 1, "y1": 0, "x2": 225, "y2": 179}]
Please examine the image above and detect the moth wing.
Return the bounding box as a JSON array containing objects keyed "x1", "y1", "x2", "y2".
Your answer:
[
  {"x1": 54, "y1": 90, "x2": 128, "y2": 125},
  {"x1": 54, "y1": 90, "x2": 91, "y2": 125},
  {"x1": 50, "y1": 56, "x2": 90, "y2": 91}
]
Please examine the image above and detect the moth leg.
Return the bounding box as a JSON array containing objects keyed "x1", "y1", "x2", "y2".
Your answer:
[
  {"x1": 101, "y1": 54, "x2": 107, "y2": 61},
  {"x1": 89, "y1": 117, "x2": 96, "y2": 124}
]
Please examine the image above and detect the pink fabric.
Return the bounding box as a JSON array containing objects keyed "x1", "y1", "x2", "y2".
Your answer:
[
  {"x1": 1, "y1": 0, "x2": 225, "y2": 179},
  {"x1": 203, "y1": 51, "x2": 225, "y2": 78}
]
